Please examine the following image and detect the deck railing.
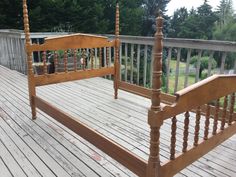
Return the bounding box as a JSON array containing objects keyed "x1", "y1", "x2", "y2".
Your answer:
[{"x1": 0, "y1": 30, "x2": 236, "y2": 93}]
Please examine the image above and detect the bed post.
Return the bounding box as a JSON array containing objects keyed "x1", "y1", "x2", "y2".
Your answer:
[
  {"x1": 114, "y1": 0, "x2": 120, "y2": 99},
  {"x1": 23, "y1": 0, "x2": 36, "y2": 119},
  {"x1": 147, "y1": 12, "x2": 164, "y2": 177}
]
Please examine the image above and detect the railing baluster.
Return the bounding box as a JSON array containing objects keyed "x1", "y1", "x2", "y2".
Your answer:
[
  {"x1": 73, "y1": 49, "x2": 77, "y2": 71},
  {"x1": 91, "y1": 49, "x2": 94, "y2": 70},
  {"x1": 137, "y1": 44, "x2": 141, "y2": 85},
  {"x1": 220, "y1": 52, "x2": 227, "y2": 74},
  {"x1": 166, "y1": 48, "x2": 172, "y2": 93},
  {"x1": 144, "y1": 45, "x2": 148, "y2": 87},
  {"x1": 95, "y1": 48, "x2": 98, "y2": 69},
  {"x1": 207, "y1": 51, "x2": 214, "y2": 77},
  {"x1": 150, "y1": 47, "x2": 154, "y2": 88},
  {"x1": 213, "y1": 99, "x2": 220, "y2": 135},
  {"x1": 204, "y1": 103, "x2": 211, "y2": 140},
  {"x1": 99, "y1": 48, "x2": 102, "y2": 69},
  {"x1": 184, "y1": 49, "x2": 191, "y2": 88},
  {"x1": 119, "y1": 45, "x2": 122, "y2": 80},
  {"x1": 170, "y1": 116, "x2": 177, "y2": 160},
  {"x1": 174, "y1": 48, "x2": 181, "y2": 93},
  {"x1": 54, "y1": 51, "x2": 58, "y2": 74},
  {"x1": 221, "y1": 96, "x2": 228, "y2": 130},
  {"x1": 194, "y1": 106, "x2": 201, "y2": 146},
  {"x1": 82, "y1": 49, "x2": 86, "y2": 70},
  {"x1": 42, "y1": 51, "x2": 47, "y2": 74},
  {"x1": 195, "y1": 50, "x2": 202, "y2": 83},
  {"x1": 64, "y1": 50, "x2": 68, "y2": 72},
  {"x1": 125, "y1": 43, "x2": 128, "y2": 82},
  {"x1": 229, "y1": 93, "x2": 235, "y2": 125},
  {"x1": 109, "y1": 47, "x2": 112, "y2": 79},
  {"x1": 182, "y1": 111, "x2": 190, "y2": 152},
  {"x1": 130, "y1": 44, "x2": 134, "y2": 84}
]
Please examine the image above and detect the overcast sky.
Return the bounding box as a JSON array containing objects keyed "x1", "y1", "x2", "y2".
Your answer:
[{"x1": 166, "y1": 0, "x2": 236, "y2": 16}]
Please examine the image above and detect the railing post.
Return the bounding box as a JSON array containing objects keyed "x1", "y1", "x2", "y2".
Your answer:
[
  {"x1": 147, "y1": 13, "x2": 163, "y2": 177},
  {"x1": 23, "y1": 0, "x2": 36, "y2": 119}
]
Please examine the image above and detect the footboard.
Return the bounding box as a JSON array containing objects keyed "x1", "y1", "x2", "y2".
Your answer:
[{"x1": 157, "y1": 75, "x2": 236, "y2": 177}]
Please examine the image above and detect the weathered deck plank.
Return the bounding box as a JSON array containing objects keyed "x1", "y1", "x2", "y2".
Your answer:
[{"x1": 0, "y1": 65, "x2": 235, "y2": 177}]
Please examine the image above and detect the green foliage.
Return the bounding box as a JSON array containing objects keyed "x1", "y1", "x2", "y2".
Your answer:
[
  {"x1": 190, "y1": 55, "x2": 217, "y2": 78},
  {"x1": 169, "y1": 1, "x2": 218, "y2": 40}
]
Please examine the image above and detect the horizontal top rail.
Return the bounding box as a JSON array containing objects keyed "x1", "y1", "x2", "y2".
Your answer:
[
  {"x1": 106, "y1": 34, "x2": 236, "y2": 52},
  {"x1": 1, "y1": 30, "x2": 236, "y2": 52}
]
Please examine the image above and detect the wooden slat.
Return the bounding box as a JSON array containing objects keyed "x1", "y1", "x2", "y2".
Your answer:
[
  {"x1": 207, "y1": 51, "x2": 214, "y2": 77},
  {"x1": 130, "y1": 44, "x2": 134, "y2": 84},
  {"x1": 161, "y1": 122, "x2": 236, "y2": 177},
  {"x1": 166, "y1": 48, "x2": 172, "y2": 93},
  {"x1": 143, "y1": 45, "x2": 148, "y2": 87},
  {"x1": 174, "y1": 48, "x2": 181, "y2": 93},
  {"x1": 34, "y1": 67, "x2": 115, "y2": 86},
  {"x1": 34, "y1": 96, "x2": 147, "y2": 177},
  {"x1": 137, "y1": 44, "x2": 141, "y2": 85},
  {"x1": 124, "y1": 43, "x2": 128, "y2": 82},
  {"x1": 184, "y1": 49, "x2": 191, "y2": 88},
  {"x1": 220, "y1": 52, "x2": 227, "y2": 74},
  {"x1": 195, "y1": 50, "x2": 202, "y2": 83}
]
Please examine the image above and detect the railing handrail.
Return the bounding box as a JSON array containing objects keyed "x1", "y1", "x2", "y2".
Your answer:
[{"x1": 1, "y1": 30, "x2": 236, "y2": 52}]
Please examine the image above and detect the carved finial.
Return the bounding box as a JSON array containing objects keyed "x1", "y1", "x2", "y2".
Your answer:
[
  {"x1": 115, "y1": 1, "x2": 120, "y2": 38},
  {"x1": 150, "y1": 12, "x2": 163, "y2": 111},
  {"x1": 157, "y1": 9, "x2": 162, "y2": 17},
  {"x1": 23, "y1": 0, "x2": 31, "y2": 44}
]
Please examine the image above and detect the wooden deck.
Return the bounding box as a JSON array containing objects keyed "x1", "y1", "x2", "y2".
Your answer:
[{"x1": 0, "y1": 65, "x2": 236, "y2": 177}]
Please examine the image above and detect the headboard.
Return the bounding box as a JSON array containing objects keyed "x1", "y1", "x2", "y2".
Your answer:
[{"x1": 23, "y1": 0, "x2": 120, "y2": 119}]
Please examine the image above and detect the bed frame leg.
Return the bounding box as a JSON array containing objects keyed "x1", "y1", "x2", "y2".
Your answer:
[{"x1": 30, "y1": 97, "x2": 36, "y2": 120}]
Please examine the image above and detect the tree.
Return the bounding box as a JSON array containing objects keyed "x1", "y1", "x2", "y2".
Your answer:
[
  {"x1": 168, "y1": 7, "x2": 188, "y2": 37},
  {"x1": 177, "y1": 0, "x2": 218, "y2": 39},
  {"x1": 141, "y1": 0, "x2": 170, "y2": 36}
]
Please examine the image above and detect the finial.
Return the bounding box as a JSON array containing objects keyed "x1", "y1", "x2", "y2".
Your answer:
[
  {"x1": 158, "y1": 10, "x2": 162, "y2": 17},
  {"x1": 116, "y1": 0, "x2": 119, "y2": 5}
]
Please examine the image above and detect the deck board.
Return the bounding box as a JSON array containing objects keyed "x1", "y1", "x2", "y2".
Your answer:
[{"x1": 0, "y1": 65, "x2": 235, "y2": 177}]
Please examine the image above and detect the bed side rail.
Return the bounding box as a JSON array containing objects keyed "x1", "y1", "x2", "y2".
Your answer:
[{"x1": 156, "y1": 74, "x2": 236, "y2": 177}]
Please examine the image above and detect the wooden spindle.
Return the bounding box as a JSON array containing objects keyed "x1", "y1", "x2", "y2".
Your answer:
[
  {"x1": 229, "y1": 93, "x2": 235, "y2": 125},
  {"x1": 204, "y1": 103, "x2": 211, "y2": 140},
  {"x1": 99, "y1": 48, "x2": 102, "y2": 68},
  {"x1": 194, "y1": 106, "x2": 201, "y2": 146},
  {"x1": 42, "y1": 51, "x2": 47, "y2": 74},
  {"x1": 91, "y1": 49, "x2": 94, "y2": 69},
  {"x1": 73, "y1": 49, "x2": 77, "y2": 71},
  {"x1": 212, "y1": 99, "x2": 220, "y2": 135},
  {"x1": 54, "y1": 51, "x2": 58, "y2": 74},
  {"x1": 182, "y1": 111, "x2": 190, "y2": 152},
  {"x1": 64, "y1": 50, "x2": 68, "y2": 72},
  {"x1": 106, "y1": 47, "x2": 109, "y2": 67},
  {"x1": 221, "y1": 96, "x2": 228, "y2": 130},
  {"x1": 170, "y1": 116, "x2": 177, "y2": 160}
]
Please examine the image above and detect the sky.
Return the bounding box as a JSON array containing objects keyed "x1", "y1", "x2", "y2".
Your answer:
[{"x1": 166, "y1": 0, "x2": 236, "y2": 16}]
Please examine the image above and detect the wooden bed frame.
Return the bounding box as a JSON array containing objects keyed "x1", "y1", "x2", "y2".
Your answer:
[{"x1": 23, "y1": 0, "x2": 236, "y2": 176}]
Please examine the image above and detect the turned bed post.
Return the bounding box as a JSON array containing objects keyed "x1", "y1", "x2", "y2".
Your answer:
[
  {"x1": 114, "y1": 0, "x2": 120, "y2": 99},
  {"x1": 147, "y1": 13, "x2": 164, "y2": 177},
  {"x1": 23, "y1": 0, "x2": 36, "y2": 119}
]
